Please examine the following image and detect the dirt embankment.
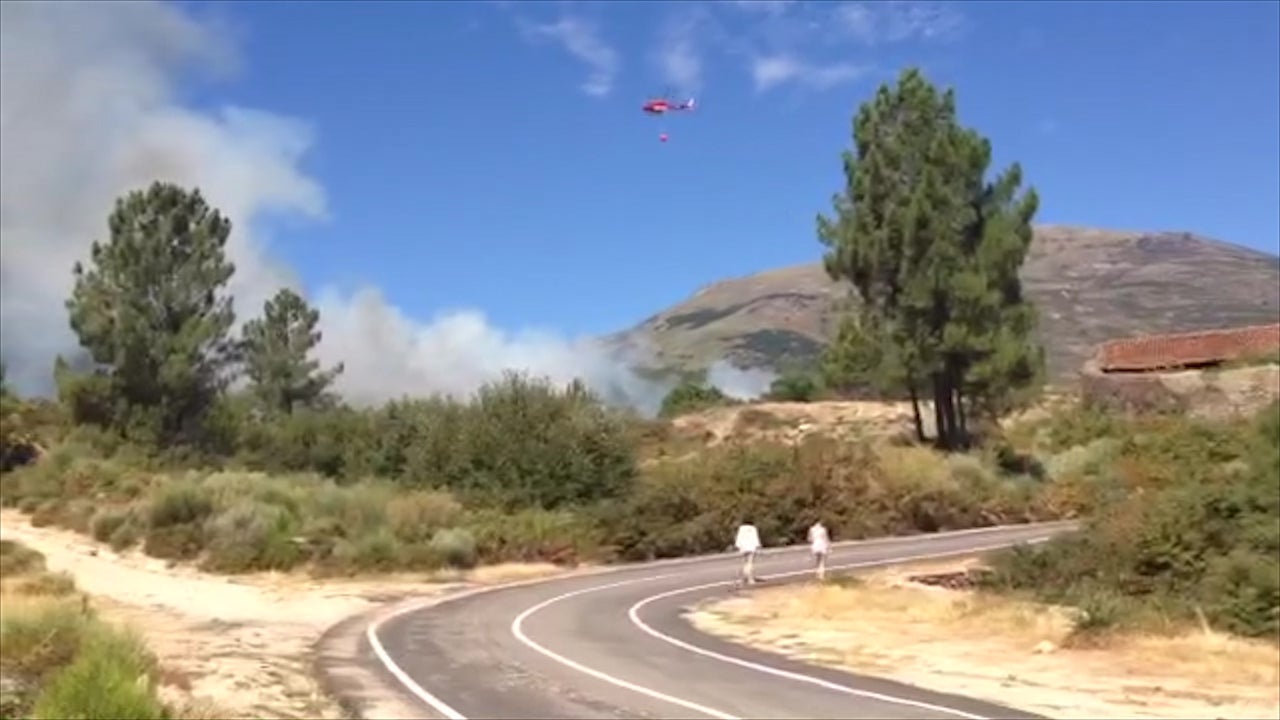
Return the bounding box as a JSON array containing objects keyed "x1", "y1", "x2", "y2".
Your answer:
[
  {"x1": 1081, "y1": 363, "x2": 1280, "y2": 420},
  {"x1": 0, "y1": 509, "x2": 564, "y2": 719},
  {"x1": 670, "y1": 400, "x2": 918, "y2": 447},
  {"x1": 687, "y1": 557, "x2": 1280, "y2": 720},
  {"x1": 666, "y1": 394, "x2": 1077, "y2": 449}
]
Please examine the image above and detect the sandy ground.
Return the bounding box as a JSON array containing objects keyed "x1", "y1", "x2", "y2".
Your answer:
[
  {"x1": 672, "y1": 400, "x2": 918, "y2": 446},
  {"x1": 0, "y1": 509, "x2": 566, "y2": 719},
  {"x1": 687, "y1": 557, "x2": 1280, "y2": 720},
  {"x1": 668, "y1": 393, "x2": 1077, "y2": 448}
]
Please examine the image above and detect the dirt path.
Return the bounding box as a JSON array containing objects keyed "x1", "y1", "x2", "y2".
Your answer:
[
  {"x1": 687, "y1": 558, "x2": 1280, "y2": 720},
  {"x1": 0, "y1": 509, "x2": 563, "y2": 719}
]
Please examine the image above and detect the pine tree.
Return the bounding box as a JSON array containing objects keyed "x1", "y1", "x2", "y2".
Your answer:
[
  {"x1": 817, "y1": 68, "x2": 1043, "y2": 450},
  {"x1": 240, "y1": 288, "x2": 344, "y2": 415},
  {"x1": 65, "y1": 181, "x2": 238, "y2": 445}
]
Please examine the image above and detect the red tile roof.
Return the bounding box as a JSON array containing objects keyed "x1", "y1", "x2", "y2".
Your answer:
[{"x1": 1095, "y1": 323, "x2": 1280, "y2": 372}]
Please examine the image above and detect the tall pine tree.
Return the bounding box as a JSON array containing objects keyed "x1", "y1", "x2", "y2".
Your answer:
[
  {"x1": 818, "y1": 68, "x2": 1042, "y2": 450},
  {"x1": 64, "y1": 182, "x2": 238, "y2": 445},
  {"x1": 240, "y1": 288, "x2": 343, "y2": 414}
]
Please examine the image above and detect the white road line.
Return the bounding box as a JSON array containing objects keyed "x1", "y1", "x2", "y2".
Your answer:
[
  {"x1": 627, "y1": 538, "x2": 1055, "y2": 720},
  {"x1": 367, "y1": 602, "x2": 468, "y2": 719},
  {"x1": 511, "y1": 573, "x2": 739, "y2": 720},
  {"x1": 369, "y1": 523, "x2": 1073, "y2": 719},
  {"x1": 512, "y1": 534, "x2": 1057, "y2": 720}
]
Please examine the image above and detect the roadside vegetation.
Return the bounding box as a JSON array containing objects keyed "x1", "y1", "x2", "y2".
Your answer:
[
  {"x1": 0, "y1": 539, "x2": 172, "y2": 720},
  {"x1": 983, "y1": 398, "x2": 1280, "y2": 641},
  {"x1": 1, "y1": 379, "x2": 1064, "y2": 574}
]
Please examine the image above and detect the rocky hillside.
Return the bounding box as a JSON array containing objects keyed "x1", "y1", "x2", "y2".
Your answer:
[{"x1": 608, "y1": 226, "x2": 1280, "y2": 385}]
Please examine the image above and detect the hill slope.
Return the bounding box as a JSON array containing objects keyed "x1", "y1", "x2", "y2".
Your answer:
[{"x1": 609, "y1": 226, "x2": 1280, "y2": 384}]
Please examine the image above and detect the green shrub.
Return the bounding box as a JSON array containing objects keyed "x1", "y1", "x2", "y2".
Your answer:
[
  {"x1": 766, "y1": 371, "x2": 822, "y2": 402},
  {"x1": 446, "y1": 374, "x2": 636, "y2": 510},
  {"x1": 108, "y1": 518, "x2": 143, "y2": 552},
  {"x1": 29, "y1": 500, "x2": 61, "y2": 528},
  {"x1": 200, "y1": 501, "x2": 302, "y2": 573},
  {"x1": 0, "y1": 600, "x2": 95, "y2": 682},
  {"x1": 1041, "y1": 402, "x2": 1124, "y2": 453},
  {"x1": 428, "y1": 528, "x2": 478, "y2": 569},
  {"x1": 469, "y1": 508, "x2": 606, "y2": 566},
  {"x1": 15, "y1": 495, "x2": 41, "y2": 513},
  {"x1": 1067, "y1": 588, "x2": 1129, "y2": 640},
  {"x1": 58, "y1": 498, "x2": 98, "y2": 535},
  {"x1": 91, "y1": 508, "x2": 133, "y2": 544},
  {"x1": 146, "y1": 480, "x2": 213, "y2": 529},
  {"x1": 0, "y1": 539, "x2": 46, "y2": 576},
  {"x1": 986, "y1": 402, "x2": 1280, "y2": 639},
  {"x1": 16, "y1": 572, "x2": 78, "y2": 597},
  {"x1": 1201, "y1": 547, "x2": 1280, "y2": 638},
  {"x1": 142, "y1": 524, "x2": 206, "y2": 561},
  {"x1": 659, "y1": 380, "x2": 733, "y2": 418},
  {"x1": 140, "y1": 480, "x2": 213, "y2": 560},
  {"x1": 330, "y1": 528, "x2": 401, "y2": 573},
  {"x1": 305, "y1": 482, "x2": 395, "y2": 540},
  {"x1": 31, "y1": 627, "x2": 166, "y2": 720},
  {"x1": 1043, "y1": 438, "x2": 1120, "y2": 481},
  {"x1": 386, "y1": 490, "x2": 463, "y2": 544},
  {"x1": 602, "y1": 436, "x2": 1043, "y2": 563}
]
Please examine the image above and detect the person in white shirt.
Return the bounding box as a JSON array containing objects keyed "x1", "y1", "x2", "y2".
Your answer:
[
  {"x1": 807, "y1": 520, "x2": 831, "y2": 581},
  {"x1": 734, "y1": 522, "x2": 761, "y2": 585}
]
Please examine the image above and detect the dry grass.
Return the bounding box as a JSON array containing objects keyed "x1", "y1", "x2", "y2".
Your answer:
[
  {"x1": 667, "y1": 393, "x2": 1079, "y2": 449},
  {"x1": 456, "y1": 561, "x2": 568, "y2": 585},
  {"x1": 670, "y1": 400, "x2": 919, "y2": 446},
  {"x1": 688, "y1": 559, "x2": 1280, "y2": 720}
]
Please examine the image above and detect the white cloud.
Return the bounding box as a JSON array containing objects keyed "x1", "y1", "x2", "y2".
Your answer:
[
  {"x1": 519, "y1": 15, "x2": 619, "y2": 98},
  {"x1": 751, "y1": 54, "x2": 869, "y2": 92},
  {"x1": 653, "y1": 10, "x2": 705, "y2": 95},
  {"x1": 833, "y1": 3, "x2": 878, "y2": 44},
  {"x1": 835, "y1": 1, "x2": 965, "y2": 45},
  {"x1": 686, "y1": 2, "x2": 964, "y2": 94},
  {"x1": 0, "y1": 1, "x2": 772, "y2": 416},
  {"x1": 729, "y1": 0, "x2": 796, "y2": 16}
]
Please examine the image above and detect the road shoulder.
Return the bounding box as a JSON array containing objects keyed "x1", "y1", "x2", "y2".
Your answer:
[
  {"x1": 685, "y1": 556, "x2": 1280, "y2": 720},
  {"x1": 313, "y1": 597, "x2": 437, "y2": 720}
]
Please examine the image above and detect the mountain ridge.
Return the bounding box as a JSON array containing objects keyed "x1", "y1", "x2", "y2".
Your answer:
[{"x1": 607, "y1": 225, "x2": 1280, "y2": 386}]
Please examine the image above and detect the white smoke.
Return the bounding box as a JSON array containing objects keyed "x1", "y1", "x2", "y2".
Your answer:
[
  {"x1": 706, "y1": 360, "x2": 777, "y2": 400},
  {"x1": 0, "y1": 1, "x2": 767, "y2": 416}
]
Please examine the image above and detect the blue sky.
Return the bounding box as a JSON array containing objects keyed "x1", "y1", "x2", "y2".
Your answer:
[
  {"x1": 1, "y1": 0, "x2": 1275, "y2": 401},
  {"x1": 172, "y1": 0, "x2": 1279, "y2": 339}
]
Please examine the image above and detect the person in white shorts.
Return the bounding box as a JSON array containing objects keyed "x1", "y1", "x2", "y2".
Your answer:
[
  {"x1": 808, "y1": 520, "x2": 831, "y2": 581},
  {"x1": 734, "y1": 522, "x2": 761, "y2": 585}
]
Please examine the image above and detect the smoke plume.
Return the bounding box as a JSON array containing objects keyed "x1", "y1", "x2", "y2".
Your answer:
[{"x1": 0, "y1": 1, "x2": 765, "y2": 416}]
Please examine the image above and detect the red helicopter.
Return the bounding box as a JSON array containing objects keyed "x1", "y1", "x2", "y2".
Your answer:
[{"x1": 641, "y1": 94, "x2": 695, "y2": 142}]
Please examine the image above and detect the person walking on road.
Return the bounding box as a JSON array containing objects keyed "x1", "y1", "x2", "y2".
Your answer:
[
  {"x1": 808, "y1": 520, "x2": 831, "y2": 581},
  {"x1": 734, "y1": 521, "x2": 761, "y2": 585}
]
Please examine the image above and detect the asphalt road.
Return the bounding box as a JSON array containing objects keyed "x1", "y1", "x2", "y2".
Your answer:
[{"x1": 368, "y1": 521, "x2": 1076, "y2": 720}]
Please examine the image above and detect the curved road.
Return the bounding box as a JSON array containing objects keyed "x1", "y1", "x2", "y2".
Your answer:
[{"x1": 367, "y1": 521, "x2": 1074, "y2": 720}]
